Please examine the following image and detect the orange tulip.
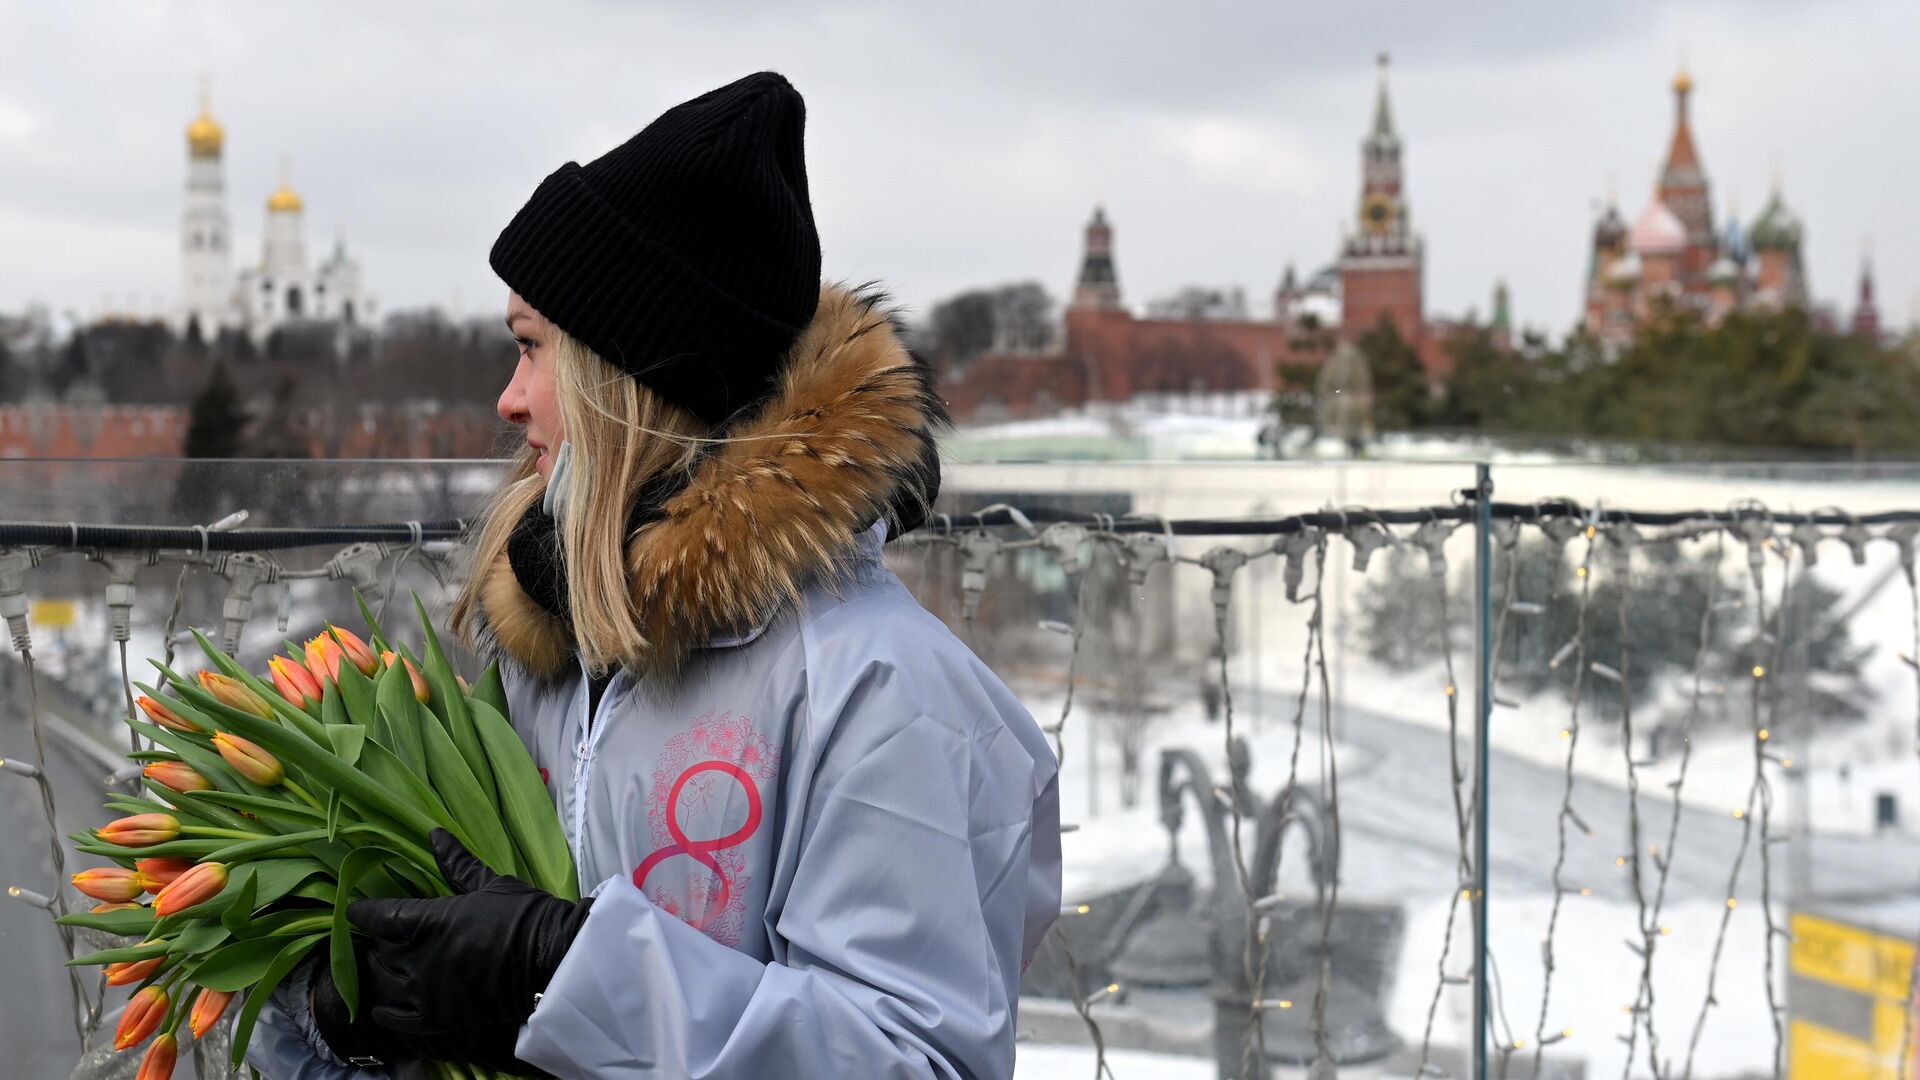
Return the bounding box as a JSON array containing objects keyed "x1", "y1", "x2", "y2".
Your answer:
[
  {"x1": 97, "y1": 814, "x2": 180, "y2": 848},
  {"x1": 143, "y1": 761, "x2": 211, "y2": 794},
  {"x1": 104, "y1": 956, "x2": 164, "y2": 986},
  {"x1": 269, "y1": 655, "x2": 322, "y2": 709},
  {"x1": 136, "y1": 696, "x2": 201, "y2": 734},
  {"x1": 213, "y1": 731, "x2": 283, "y2": 786},
  {"x1": 135, "y1": 857, "x2": 194, "y2": 893},
  {"x1": 197, "y1": 671, "x2": 273, "y2": 719},
  {"x1": 381, "y1": 650, "x2": 431, "y2": 703},
  {"x1": 135, "y1": 1032, "x2": 177, "y2": 1080},
  {"x1": 91, "y1": 901, "x2": 142, "y2": 913},
  {"x1": 152, "y1": 862, "x2": 227, "y2": 917},
  {"x1": 327, "y1": 625, "x2": 379, "y2": 676},
  {"x1": 189, "y1": 988, "x2": 235, "y2": 1038},
  {"x1": 71, "y1": 867, "x2": 143, "y2": 903},
  {"x1": 114, "y1": 985, "x2": 168, "y2": 1050},
  {"x1": 305, "y1": 634, "x2": 345, "y2": 683}
]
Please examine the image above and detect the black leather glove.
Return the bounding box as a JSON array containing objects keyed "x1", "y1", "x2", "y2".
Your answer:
[{"x1": 313, "y1": 828, "x2": 592, "y2": 1073}]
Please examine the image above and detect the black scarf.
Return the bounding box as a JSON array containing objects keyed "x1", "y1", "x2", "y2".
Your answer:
[{"x1": 505, "y1": 468, "x2": 691, "y2": 622}]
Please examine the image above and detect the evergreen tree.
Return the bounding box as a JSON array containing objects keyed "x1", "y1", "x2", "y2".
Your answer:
[
  {"x1": 1356, "y1": 315, "x2": 1428, "y2": 430},
  {"x1": 182, "y1": 360, "x2": 248, "y2": 458}
]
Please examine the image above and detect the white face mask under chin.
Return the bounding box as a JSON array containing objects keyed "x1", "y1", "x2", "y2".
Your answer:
[{"x1": 540, "y1": 441, "x2": 576, "y2": 524}]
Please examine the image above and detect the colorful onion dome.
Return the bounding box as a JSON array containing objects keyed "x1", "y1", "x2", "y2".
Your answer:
[
  {"x1": 1593, "y1": 202, "x2": 1628, "y2": 249},
  {"x1": 1628, "y1": 198, "x2": 1687, "y2": 255},
  {"x1": 1749, "y1": 190, "x2": 1802, "y2": 252},
  {"x1": 1607, "y1": 251, "x2": 1643, "y2": 286}
]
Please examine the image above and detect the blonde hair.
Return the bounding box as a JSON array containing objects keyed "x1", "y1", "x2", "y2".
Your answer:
[{"x1": 453, "y1": 328, "x2": 712, "y2": 674}]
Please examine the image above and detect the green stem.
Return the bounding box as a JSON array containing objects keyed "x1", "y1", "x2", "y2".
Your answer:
[
  {"x1": 203, "y1": 827, "x2": 332, "y2": 863},
  {"x1": 272, "y1": 914, "x2": 333, "y2": 936},
  {"x1": 282, "y1": 779, "x2": 325, "y2": 811},
  {"x1": 180, "y1": 826, "x2": 264, "y2": 841}
]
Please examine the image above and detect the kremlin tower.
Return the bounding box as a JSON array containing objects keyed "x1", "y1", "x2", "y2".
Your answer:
[
  {"x1": 1852, "y1": 251, "x2": 1882, "y2": 341},
  {"x1": 1336, "y1": 53, "x2": 1424, "y2": 348},
  {"x1": 942, "y1": 54, "x2": 1472, "y2": 422},
  {"x1": 1070, "y1": 206, "x2": 1123, "y2": 313}
]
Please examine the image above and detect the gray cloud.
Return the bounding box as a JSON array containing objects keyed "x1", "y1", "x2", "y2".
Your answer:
[{"x1": 0, "y1": 0, "x2": 1910, "y2": 337}]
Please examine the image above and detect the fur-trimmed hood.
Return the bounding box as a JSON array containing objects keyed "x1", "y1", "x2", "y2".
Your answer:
[{"x1": 477, "y1": 283, "x2": 943, "y2": 680}]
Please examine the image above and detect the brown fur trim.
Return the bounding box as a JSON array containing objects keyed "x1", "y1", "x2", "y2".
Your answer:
[
  {"x1": 480, "y1": 282, "x2": 939, "y2": 679},
  {"x1": 477, "y1": 546, "x2": 574, "y2": 678}
]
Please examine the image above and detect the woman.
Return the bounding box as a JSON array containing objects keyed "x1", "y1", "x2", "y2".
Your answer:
[{"x1": 248, "y1": 71, "x2": 1061, "y2": 1078}]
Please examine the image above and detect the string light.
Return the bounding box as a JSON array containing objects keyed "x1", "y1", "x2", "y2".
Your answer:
[{"x1": 12, "y1": 493, "x2": 1913, "y2": 1078}]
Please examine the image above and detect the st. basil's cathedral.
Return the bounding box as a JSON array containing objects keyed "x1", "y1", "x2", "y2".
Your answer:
[{"x1": 1584, "y1": 66, "x2": 1880, "y2": 345}]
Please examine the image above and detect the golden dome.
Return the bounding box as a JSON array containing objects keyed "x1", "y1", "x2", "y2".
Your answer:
[
  {"x1": 1672, "y1": 66, "x2": 1693, "y2": 95},
  {"x1": 266, "y1": 183, "x2": 304, "y2": 213},
  {"x1": 266, "y1": 180, "x2": 303, "y2": 212},
  {"x1": 186, "y1": 110, "x2": 224, "y2": 157}
]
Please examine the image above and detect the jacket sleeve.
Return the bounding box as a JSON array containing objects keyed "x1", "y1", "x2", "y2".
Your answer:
[
  {"x1": 241, "y1": 956, "x2": 425, "y2": 1080},
  {"x1": 515, "y1": 658, "x2": 1060, "y2": 1079}
]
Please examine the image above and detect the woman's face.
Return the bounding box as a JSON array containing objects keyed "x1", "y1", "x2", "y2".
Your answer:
[{"x1": 499, "y1": 292, "x2": 564, "y2": 478}]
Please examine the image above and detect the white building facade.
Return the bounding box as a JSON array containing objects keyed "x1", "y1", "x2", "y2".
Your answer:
[{"x1": 177, "y1": 84, "x2": 375, "y2": 346}]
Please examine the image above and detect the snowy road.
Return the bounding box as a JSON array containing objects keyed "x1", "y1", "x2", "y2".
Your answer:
[{"x1": 1287, "y1": 686, "x2": 1920, "y2": 908}]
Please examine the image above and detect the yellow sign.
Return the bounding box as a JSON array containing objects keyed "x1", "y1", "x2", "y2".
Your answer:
[
  {"x1": 1789, "y1": 912, "x2": 1918, "y2": 1079},
  {"x1": 29, "y1": 599, "x2": 77, "y2": 629}
]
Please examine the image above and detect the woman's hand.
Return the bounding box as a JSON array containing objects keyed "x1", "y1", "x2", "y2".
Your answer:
[{"x1": 313, "y1": 829, "x2": 593, "y2": 1073}]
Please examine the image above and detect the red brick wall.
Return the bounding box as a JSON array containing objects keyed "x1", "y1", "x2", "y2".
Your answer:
[
  {"x1": 0, "y1": 406, "x2": 185, "y2": 459},
  {"x1": 0, "y1": 403, "x2": 504, "y2": 461}
]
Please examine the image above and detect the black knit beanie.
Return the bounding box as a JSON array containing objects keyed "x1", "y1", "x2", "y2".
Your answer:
[{"x1": 490, "y1": 71, "x2": 821, "y2": 425}]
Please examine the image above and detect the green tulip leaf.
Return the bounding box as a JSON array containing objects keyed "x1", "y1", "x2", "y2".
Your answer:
[
  {"x1": 470, "y1": 698, "x2": 575, "y2": 899},
  {"x1": 415, "y1": 595, "x2": 497, "y2": 806},
  {"x1": 229, "y1": 931, "x2": 327, "y2": 1069}
]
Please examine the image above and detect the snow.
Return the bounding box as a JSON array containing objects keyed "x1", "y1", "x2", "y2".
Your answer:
[{"x1": 1016, "y1": 1044, "x2": 1220, "y2": 1079}]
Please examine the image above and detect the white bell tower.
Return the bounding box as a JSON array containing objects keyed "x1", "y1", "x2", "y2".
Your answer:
[{"x1": 179, "y1": 75, "x2": 232, "y2": 340}]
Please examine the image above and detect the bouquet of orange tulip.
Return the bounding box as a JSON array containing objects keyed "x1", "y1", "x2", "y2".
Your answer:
[{"x1": 60, "y1": 597, "x2": 573, "y2": 1080}]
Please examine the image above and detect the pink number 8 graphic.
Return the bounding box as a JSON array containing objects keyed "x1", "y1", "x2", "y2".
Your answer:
[{"x1": 632, "y1": 759, "x2": 763, "y2": 931}]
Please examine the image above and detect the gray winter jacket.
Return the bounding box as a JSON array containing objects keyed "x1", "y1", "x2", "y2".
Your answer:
[{"x1": 246, "y1": 286, "x2": 1061, "y2": 1079}]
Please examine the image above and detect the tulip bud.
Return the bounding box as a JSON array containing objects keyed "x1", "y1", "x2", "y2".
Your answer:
[
  {"x1": 197, "y1": 671, "x2": 274, "y2": 719},
  {"x1": 135, "y1": 1032, "x2": 177, "y2": 1080},
  {"x1": 135, "y1": 696, "x2": 201, "y2": 734},
  {"x1": 213, "y1": 732, "x2": 283, "y2": 786},
  {"x1": 115, "y1": 985, "x2": 168, "y2": 1050},
  {"x1": 305, "y1": 634, "x2": 345, "y2": 683},
  {"x1": 152, "y1": 862, "x2": 227, "y2": 917},
  {"x1": 188, "y1": 988, "x2": 235, "y2": 1039},
  {"x1": 268, "y1": 655, "x2": 323, "y2": 709},
  {"x1": 136, "y1": 857, "x2": 194, "y2": 893},
  {"x1": 328, "y1": 625, "x2": 380, "y2": 676},
  {"x1": 71, "y1": 867, "x2": 143, "y2": 903},
  {"x1": 143, "y1": 761, "x2": 212, "y2": 794},
  {"x1": 104, "y1": 956, "x2": 164, "y2": 986},
  {"x1": 382, "y1": 650, "x2": 431, "y2": 703},
  {"x1": 97, "y1": 814, "x2": 181, "y2": 848},
  {"x1": 91, "y1": 901, "x2": 142, "y2": 914}
]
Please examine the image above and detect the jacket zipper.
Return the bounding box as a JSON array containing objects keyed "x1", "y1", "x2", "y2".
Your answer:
[{"x1": 567, "y1": 669, "x2": 620, "y2": 883}]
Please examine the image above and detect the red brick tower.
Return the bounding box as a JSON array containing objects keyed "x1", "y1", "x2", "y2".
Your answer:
[
  {"x1": 1852, "y1": 248, "x2": 1881, "y2": 341},
  {"x1": 1338, "y1": 53, "x2": 1423, "y2": 346},
  {"x1": 1070, "y1": 205, "x2": 1123, "y2": 312},
  {"x1": 1657, "y1": 65, "x2": 1717, "y2": 291}
]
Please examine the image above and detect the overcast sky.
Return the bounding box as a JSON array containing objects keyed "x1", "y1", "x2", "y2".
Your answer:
[{"x1": 2, "y1": 0, "x2": 1914, "y2": 337}]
